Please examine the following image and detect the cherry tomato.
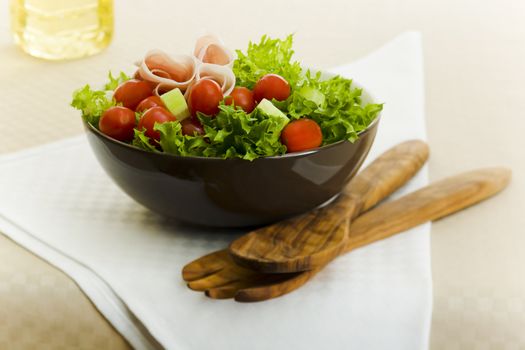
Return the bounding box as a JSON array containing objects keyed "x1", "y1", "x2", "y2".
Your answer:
[
  {"x1": 189, "y1": 79, "x2": 223, "y2": 117},
  {"x1": 281, "y1": 118, "x2": 323, "y2": 153},
  {"x1": 138, "y1": 106, "x2": 176, "y2": 141},
  {"x1": 136, "y1": 96, "x2": 165, "y2": 112},
  {"x1": 225, "y1": 87, "x2": 256, "y2": 113},
  {"x1": 99, "y1": 106, "x2": 136, "y2": 142},
  {"x1": 181, "y1": 118, "x2": 204, "y2": 136},
  {"x1": 253, "y1": 74, "x2": 290, "y2": 103},
  {"x1": 114, "y1": 79, "x2": 153, "y2": 110}
]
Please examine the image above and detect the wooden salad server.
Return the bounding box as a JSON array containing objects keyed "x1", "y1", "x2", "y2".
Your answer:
[
  {"x1": 183, "y1": 167, "x2": 511, "y2": 302},
  {"x1": 183, "y1": 139, "x2": 429, "y2": 287},
  {"x1": 228, "y1": 140, "x2": 430, "y2": 273}
]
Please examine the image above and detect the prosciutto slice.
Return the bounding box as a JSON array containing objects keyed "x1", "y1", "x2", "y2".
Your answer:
[
  {"x1": 135, "y1": 35, "x2": 236, "y2": 98},
  {"x1": 136, "y1": 50, "x2": 196, "y2": 94},
  {"x1": 194, "y1": 34, "x2": 234, "y2": 67}
]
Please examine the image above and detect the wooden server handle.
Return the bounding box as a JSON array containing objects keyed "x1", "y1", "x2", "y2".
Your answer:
[
  {"x1": 344, "y1": 167, "x2": 512, "y2": 252},
  {"x1": 343, "y1": 139, "x2": 430, "y2": 217}
]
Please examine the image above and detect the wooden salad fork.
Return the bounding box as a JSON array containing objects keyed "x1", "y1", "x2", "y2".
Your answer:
[
  {"x1": 228, "y1": 140, "x2": 430, "y2": 273},
  {"x1": 183, "y1": 167, "x2": 511, "y2": 302}
]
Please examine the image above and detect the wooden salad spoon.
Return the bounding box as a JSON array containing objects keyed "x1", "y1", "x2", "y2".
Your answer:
[
  {"x1": 183, "y1": 167, "x2": 511, "y2": 302},
  {"x1": 228, "y1": 140, "x2": 430, "y2": 273}
]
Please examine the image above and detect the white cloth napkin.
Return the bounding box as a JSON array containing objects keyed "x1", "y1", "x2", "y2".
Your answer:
[{"x1": 0, "y1": 32, "x2": 431, "y2": 350}]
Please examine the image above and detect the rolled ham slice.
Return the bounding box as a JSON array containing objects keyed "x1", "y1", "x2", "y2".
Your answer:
[
  {"x1": 135, "y1": 35, "x2": 236, "y2": 98},
  {"x1": 136, "y1": 50, "x2": 196, "y2": 94},
  {"x1": 194, "y1": 34, "x2": 234, "y2": 67},
  {"x1": 195, "y1": 63, "x2": 236, "y2": 96}
]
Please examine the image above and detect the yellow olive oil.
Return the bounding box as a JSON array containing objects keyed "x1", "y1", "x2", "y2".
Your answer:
[{"x1": 9, "y1": 0, "x2": 113, "y2": 60}]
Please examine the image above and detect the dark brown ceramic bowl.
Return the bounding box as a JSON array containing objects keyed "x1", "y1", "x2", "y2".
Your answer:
[{"x1": 84, "y1": 81, "x2": 380, "y2": 227}]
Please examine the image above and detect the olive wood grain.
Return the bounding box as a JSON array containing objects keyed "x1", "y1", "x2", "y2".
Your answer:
[
  {"x1": 182, "y1": 167, "x2": 511, "y2": 302},
  {"x1": 343, "y1": 167, "x2": 512, "y2": 252},
  {"x1": 234, "y1": 167, "x2": 511, "y2": 302},
  {"x1": 228, "y1": 140, "x2": 429, "y2": 273}
]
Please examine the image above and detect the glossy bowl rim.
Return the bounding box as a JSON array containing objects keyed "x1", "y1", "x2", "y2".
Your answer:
[{"x1": 84, "y1": 74, "x2": 382, "y2": 161}]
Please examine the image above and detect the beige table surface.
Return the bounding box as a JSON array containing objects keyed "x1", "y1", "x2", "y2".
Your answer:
[{"x1": 1, "y1": 0, "x2": 524, "y2": 349}]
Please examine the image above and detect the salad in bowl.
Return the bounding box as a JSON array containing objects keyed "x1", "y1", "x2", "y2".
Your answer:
[
  {"x1": 72, "y1": 34, "x2": 382, "y2": 161},
  {"x1": 71, "y1": 34, "x2": 382, "y2": 227}
]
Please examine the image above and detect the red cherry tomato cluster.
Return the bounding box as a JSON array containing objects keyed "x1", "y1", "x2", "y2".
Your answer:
[
  {"x1": 223, "y1": 74, "x2": 290, "y2": 113},
  {"x1": 100, "y1": 73, "x2": 322, "y2": 154},
  {"x1": 224, "y1": 74, "x2": 321, "y2": 153},
  {"x1": 100, "y1": 80, "x2": 177, "y2": 143}
]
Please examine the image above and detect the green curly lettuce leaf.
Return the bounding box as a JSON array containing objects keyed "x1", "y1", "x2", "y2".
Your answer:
[
  {"x1": 131, "y1": 128, "x2": 158, "y2": 152},
  {"x1": 154, "y1": 122, "x2": 209, "y2": 157},
  {"x1": 70, "y1": 84, "x2": 115, "y2": 126},
  {"x1": 153, "y1": 104, "x2": 287, "y2": 160},
  {"x1": 71, "y1": 71, "x2": 130, "y2": 126},
  {"x1": 233, "y1": 35, "x2": 382, "y2": 145},
  {"x1": 104, "y1": 71, "x2": 131, "y2": 91},
  {"x1": 277, "y1": 71, "x2": 383, "y2": 144},
  {"x1": 233, "y1": 34, "x2": 302, "y2": 89}
]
